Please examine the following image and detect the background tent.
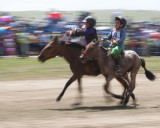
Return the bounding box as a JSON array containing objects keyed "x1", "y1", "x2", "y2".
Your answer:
[
  {"x1": 0, "y1": 16, "x2": 14, "y2": 22},
  {"x1": 48, "y1": 12, "x2": 63, "y2": 20}
]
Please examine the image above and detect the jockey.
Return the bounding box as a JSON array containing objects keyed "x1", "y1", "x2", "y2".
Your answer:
[
  {"x1": 106, "y1": 16, "x2": 127, "y2": 72},
  {"x1": 69, "y1": 16, "x2": 98, "y2": 45}
]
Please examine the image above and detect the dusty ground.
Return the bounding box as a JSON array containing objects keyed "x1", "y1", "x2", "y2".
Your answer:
[{"x1": 0, "y1": 73, "x2": 160, "y2": 128}]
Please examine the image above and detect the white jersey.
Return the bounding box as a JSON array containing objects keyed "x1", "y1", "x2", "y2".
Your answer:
[
  {"x1": 112, "y1": 30, "x2": 120, "y2": 40},
  {"x1": 106, "y1": 28, "x2": 126, "y2": 49}
]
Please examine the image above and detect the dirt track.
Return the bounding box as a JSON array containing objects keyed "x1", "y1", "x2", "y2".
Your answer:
[{"x1": 0, "y1": 74, "x2": 160, "y2": 128}]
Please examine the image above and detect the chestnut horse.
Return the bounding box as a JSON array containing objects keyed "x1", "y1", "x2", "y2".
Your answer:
[
  {"x1": 80, "y1": 40, "x2": 156, "y2": 105},
  {"x1": 38, "y1": 36, "x2": 135, "y2": 106}
]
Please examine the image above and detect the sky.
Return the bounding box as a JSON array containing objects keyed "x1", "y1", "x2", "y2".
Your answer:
[{"x1": 0, "y1": 0, "x2": 160, "y2": 11}]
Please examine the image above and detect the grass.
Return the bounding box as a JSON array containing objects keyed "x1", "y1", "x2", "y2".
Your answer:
[
  {"x1": 0, "y1": 57, "x2": 159, "y2": 81},
  {"x1": 139, "y1": 57, "x2": 160, "y2": 73},
  {"x1": 0, "y1": 57, "x2": 71, "y2": 81}
]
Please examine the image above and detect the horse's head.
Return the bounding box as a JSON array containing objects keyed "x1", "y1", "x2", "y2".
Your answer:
[
  {"x1": 80, "y1": 39, "x2": 100, "y2": 63},
  {"x1": 38, "y1": 36, "x2": 60, "y2": 62}
]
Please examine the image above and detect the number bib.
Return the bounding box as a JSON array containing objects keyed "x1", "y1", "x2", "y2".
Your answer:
[{"x1": 112, "y1": 30, "x2": 120, "y2": 40}]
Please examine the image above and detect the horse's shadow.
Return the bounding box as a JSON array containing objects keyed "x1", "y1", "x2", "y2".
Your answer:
[{"x1": 46, "y1": 105, "x2": 137, "y2": 112}]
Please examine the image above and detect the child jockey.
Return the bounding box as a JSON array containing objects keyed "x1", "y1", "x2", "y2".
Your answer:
[
  {"x1": 69, "y1": 16, "x2": 98, "y2": 45},
  {"x1": 106, "y1": 16, "x2": 127, "y2": 72}
]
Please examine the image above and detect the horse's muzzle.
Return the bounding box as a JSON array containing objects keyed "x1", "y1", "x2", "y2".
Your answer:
[{"x1": 38, "y1": 55, "x2": 46, "y2": 62}]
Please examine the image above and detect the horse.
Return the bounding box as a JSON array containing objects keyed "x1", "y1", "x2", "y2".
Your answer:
[
  {"x1": 80, "y1": 40, "x2": 156, "y2": 105},
  {"x1": 38, "y1": 36, "x2": 136, "y2": 106}
]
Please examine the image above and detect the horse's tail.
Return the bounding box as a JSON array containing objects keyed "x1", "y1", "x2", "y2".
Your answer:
[{"x1": 140, "y1": 57, "x2": 156, "y2": 81}]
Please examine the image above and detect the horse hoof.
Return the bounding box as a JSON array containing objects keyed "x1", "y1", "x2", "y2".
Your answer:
[
  {"x1": 56, "y1": 97, "x2": 61, "y2": 102},
  {"x1": 123, "y1": 100, "x2": 128, "y2": 106},
  {"x1": 119, "y1": 100, "x2": 124, "y2": 105}
]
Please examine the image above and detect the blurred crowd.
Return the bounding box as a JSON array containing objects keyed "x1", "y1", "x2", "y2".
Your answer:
[
  {"x1": 125, "y1": 21, "x2": 160, "y2": 56},
  {"x1": 0, "y1": 12, "x2": 160, "y2": 57}
]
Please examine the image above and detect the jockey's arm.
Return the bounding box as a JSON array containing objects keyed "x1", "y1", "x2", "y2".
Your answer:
[
  {"x1": 106, "y1": 31, "x2": 112, "y2": 40},
  {"x1": 100, "y1": 31, "x2": 113, "y2": 47},
  {"x1": 70, "y1": 28, "x2": 85, "y2": 37}
]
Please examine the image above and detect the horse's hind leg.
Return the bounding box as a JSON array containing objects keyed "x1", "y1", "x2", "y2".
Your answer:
[
  {"x1": 115, "y1": 76, "x2": 127, "y2": 103},
  {"x1": 123, "y1": 75, "x2": 136, "y2": 105},
  {"x1": 72, "y1": 77, "x2": 83, "y2": 107},
  {"x1": 123, "y1": 72, "x2": 137, "y2": 105},
  {"x1": 116, "y1": 76, "x2": 136, "y2": 105},
  {"x1": 56, "y1": 74, "x2": 79, "y2": 102},
  {"x1": 122, "y1": 89, "x2": 136, "y2": 105}
]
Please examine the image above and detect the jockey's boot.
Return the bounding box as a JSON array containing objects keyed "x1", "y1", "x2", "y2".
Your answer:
[{"x1": 114, "y1": 58, "x2": 121, "y2": 72}]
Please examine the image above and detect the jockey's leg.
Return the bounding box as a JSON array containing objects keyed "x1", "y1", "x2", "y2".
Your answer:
[
  {"x1": 115, "y1": 58, "x2": 121, "y2": 72},
  {"x1": 111, "y1": 46, "x2": 122, "y2": 72}
]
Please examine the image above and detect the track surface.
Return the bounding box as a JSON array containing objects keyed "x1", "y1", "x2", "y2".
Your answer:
[{"x1": 0, "y1": 74, "x2": 160, "y2": 128}]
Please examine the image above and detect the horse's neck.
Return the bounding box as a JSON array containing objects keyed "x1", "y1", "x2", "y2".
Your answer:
[
  {"x1": 59, "y1": 44, "x2": 80, "y2": 64},
  {"x1": 97, "y1": 48, "x2": 113, "y2": 73}
]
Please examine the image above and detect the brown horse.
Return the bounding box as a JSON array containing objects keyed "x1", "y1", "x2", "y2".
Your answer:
[
  {"x1": 38, "y1": 36, "x2": 135, "y2": 105},
  {"x1": 80, "y1": 40, "x2": 156, "y2": 105}
]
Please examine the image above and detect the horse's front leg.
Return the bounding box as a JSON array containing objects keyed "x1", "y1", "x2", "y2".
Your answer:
[
  {"x1": 56, "y1": 74, "x2": 79, "y2": 102},
  {"x1": 103, "y1": 75, "x2": 123, "y2": 100}
]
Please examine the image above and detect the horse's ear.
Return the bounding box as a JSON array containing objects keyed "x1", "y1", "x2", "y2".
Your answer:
[{"x1": 51, "y1": 36, "x2": 58, "y2": 43}]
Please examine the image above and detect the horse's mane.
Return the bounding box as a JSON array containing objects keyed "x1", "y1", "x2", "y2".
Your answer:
[
  {"x1": 67, "y1": 43, "x2": 85, "y2": 49},
  {"x1": 51, "y1": 36, "x2": 85, "y2": 49},
  {"x1": 60, "y1": 41, "x2": 85, "y2": 49}
]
